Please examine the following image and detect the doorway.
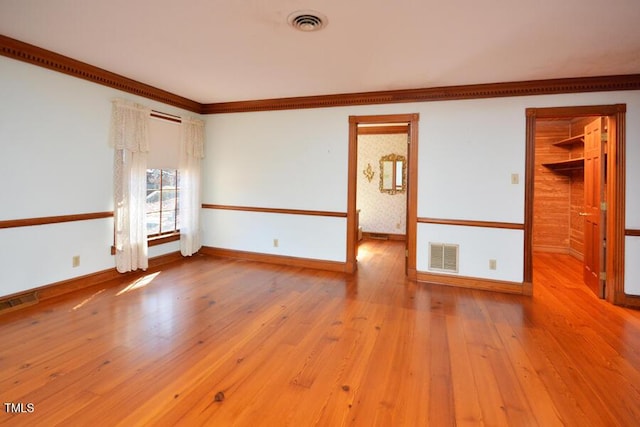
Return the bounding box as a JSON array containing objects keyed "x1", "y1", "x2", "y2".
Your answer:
[
  {"x1": 356, "y1": 124, "x2": 408, "y2": 241},
  {"x1": 347, "y1": 114, "x2": 419, "y2": 278},
  {"x1": 533, "y1": 115, "x2": 607, "y2": 297},
  {"x1": 525, "y1": 104, "x2": 628, "y2": 305}
]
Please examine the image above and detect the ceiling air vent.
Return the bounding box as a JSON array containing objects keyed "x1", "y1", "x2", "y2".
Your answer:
[
  {"x1": 429, "y1": 243, "x2": 459, "y2": 273},
  {"x1": 287, "y1": 11, "x2": 328, "y2": 32}
]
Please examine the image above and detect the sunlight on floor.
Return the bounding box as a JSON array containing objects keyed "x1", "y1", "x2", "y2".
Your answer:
[
  {"x1": 116, "y1": 272, "x2": 161, "y2": 296},
  {"x1": 71, "y1": 289, "x2": 106, "y2": 311},
  {"x1": 356, "y1": 244, "x2": 372, "y2": 261}
]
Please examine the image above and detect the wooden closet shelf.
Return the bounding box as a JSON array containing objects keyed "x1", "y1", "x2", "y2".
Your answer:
[
  {"x1": 542, "y1": 157, "x2": 584, "y2": 171},
  {"x1": 553, "y1": 133, "x2": 584, "y2": 147}
]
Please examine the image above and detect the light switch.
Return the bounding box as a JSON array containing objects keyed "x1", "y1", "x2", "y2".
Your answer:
[{"x1": 511, "y1": 173, "x2": 519, "y2": 185}]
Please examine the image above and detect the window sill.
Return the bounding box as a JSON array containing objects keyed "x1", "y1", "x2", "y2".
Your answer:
[
  {"x1": 148, "y1": 232, "x2": 180, "y2": 247},
  {"x1": 110, "y1": 232, "x2": 180, "y2": 255}
]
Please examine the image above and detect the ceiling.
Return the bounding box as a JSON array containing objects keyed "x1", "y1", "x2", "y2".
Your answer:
[{"x1": 1, "y1": 0, "x2": 640, "y2": 104}]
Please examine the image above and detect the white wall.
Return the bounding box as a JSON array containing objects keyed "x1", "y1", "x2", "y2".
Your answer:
[
  {"x1": 626, "y1": 237, "x2": 640, "y2": 295},
  {"x1": 202, "y1": 108, "x2": 350, "y2": 262},
  {"x1": 203, "y1": 92, "x2": 640, "y2": 293},
  {"x1": 203, "y1": 108, "x2": 349, "y2": 210},
  {"x1": 418, "y1": 97, "x2": 526, "y2": 223},
  {"x1": 417, "y1": 224, "x2": 524, "y2": 281},
  {"x1": 201, "y1": 209, "x2": 346, "y2": 262},
  {"x1": 0, "y1": 56, "x2": 198, "y2": 298}
]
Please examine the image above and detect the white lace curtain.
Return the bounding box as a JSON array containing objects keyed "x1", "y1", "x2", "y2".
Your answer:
[
  {"x1": 109, "y1": 99, "x2": 150, "y2": 273},
  {"x1": 179, "y1": 117, "x2": 205, "y2": 256}
]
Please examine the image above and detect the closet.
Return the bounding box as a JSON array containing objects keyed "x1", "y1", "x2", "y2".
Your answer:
[{"x1": 534, "y1": 116, "x2": 607, "y2": 296}]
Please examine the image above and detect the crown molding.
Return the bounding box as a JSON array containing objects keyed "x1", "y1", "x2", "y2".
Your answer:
[
  {"x1": 0, "y1": 34, "x2": 201, "y2": 113},
  {"x1": 202, "y1": 74, "x2": 640, "y2": 114},
  {"x1": 2, "y1": 34, "x2": 640, "y2": 115}
]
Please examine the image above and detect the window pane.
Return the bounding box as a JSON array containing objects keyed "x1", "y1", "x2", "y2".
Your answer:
[
  {"x1": 145, "y1": 168, "x2": 180, "y2": 237},
  {"x1": 147, "y1": 212, "x2": 160, "y2": 235},
  {"x1": 162, "y1": 169, "x2": 177, "y2": 187},
  {"x1": 162, "y1": 189, "x2": 177, "y2": 209},
  {"x1": 161, "y1": 209, "x2": 176, "y2": 233},
  {"x1": 161, "y1": 189, "x2": 176, "y2": 234},
  {"x1": 146, "y1": 191, "x2": 161, "y2": 213},
  {"x1": 147, "y1": 169, "x2": 161, "y2": 190},
  {"x1": 146, "y1": 169, "x2": 161, "y2": 214}
]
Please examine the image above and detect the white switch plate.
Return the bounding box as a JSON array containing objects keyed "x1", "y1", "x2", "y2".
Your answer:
[{"x1": 511, "y1": 173, "x2": 519, "y2": 185}]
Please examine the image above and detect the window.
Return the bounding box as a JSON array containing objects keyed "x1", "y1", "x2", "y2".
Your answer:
[{"x1": 146, "y1": 169, "x2": 180, "y2": 237}]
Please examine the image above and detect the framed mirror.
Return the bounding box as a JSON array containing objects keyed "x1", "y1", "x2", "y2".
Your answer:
[{"x1": 379, "y1": 153, "x2": 406, "y2": 194}]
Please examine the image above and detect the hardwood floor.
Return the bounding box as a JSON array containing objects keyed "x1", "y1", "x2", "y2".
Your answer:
[{"x1": 1, "y1": 240, "x2": 639, "y2": 426}]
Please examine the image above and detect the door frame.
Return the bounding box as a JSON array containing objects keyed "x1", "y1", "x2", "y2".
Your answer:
[
  {"x1": 347, "y1": 113, "x2": 419, "y2": 279},
  {"x1": 525, "y1": 104, "x2": 636, "y2": 306}
]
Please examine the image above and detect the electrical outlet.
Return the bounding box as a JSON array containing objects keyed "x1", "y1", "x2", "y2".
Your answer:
[
  {"x1": 72, "y1": 255, "x2": 80, "y2": 268},
  {"x1": 489, "y1": 259, "x2": 497, "y2": 270},
  {"x1": 511, "y1": 173, "x2": 519, "y2": 185},
  {"x1": 273, "y1": 238, "x2": 279, "y2": 248}
]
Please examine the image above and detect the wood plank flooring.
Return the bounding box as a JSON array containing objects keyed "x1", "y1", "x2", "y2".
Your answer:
[{"x1": 1, "y1": 240, "x2": 639, "y2": 426}]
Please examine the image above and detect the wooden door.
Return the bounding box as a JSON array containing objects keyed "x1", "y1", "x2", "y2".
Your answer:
[{"x1": 583, "y1": 117, "x2": 605, "y2": 297}]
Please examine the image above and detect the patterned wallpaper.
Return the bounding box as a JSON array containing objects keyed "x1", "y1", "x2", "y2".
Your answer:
[{"x1": 357, "y1": 133, "x2": 408, "y2": 235}]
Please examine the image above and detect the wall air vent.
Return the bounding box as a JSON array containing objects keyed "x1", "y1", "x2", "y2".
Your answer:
[
  {"x1": 287, "y1": 10, "x2": 328, "y2": 32},
  {"x1": 429, "y1": 243, "x2": 459, "y2": 273}
]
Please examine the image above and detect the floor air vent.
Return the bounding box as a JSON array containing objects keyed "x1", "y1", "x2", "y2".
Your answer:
[
  {"x1": 429, "y1": 243, "x2": 459, "y2": 273},
  {"x1": 0, "y1": 292, "x2": 39, "y2": 315},
  {"x1": 369, "y1": 233, "x2": 389, "y2": 240}
]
